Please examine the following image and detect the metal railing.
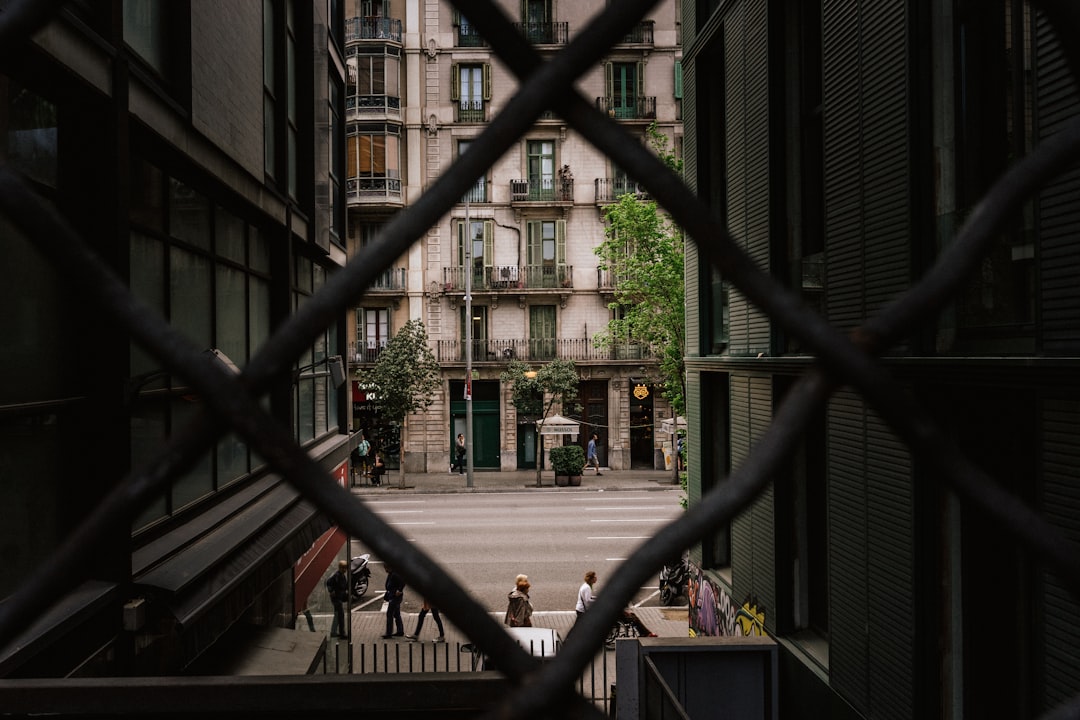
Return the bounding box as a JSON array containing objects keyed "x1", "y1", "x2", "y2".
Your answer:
[
  {"x1": 434, "y1": 338, "x2": 653, "y2": 364},
  {"x1": 594, "y1": 177, "x2": 650, "y2": 204},
  {"x1": 442, "y1": 264, "x2": 573, "y2": 290},
  {"x1": 513, "y1": 21, "x2": 569, "y2": 45},
  {"x1": 595, "y1": 95, "x2": 657, "y2": 120},
  {"x1": 510, "y1": 177, "x2": 574, "y2": 202},
  {"x1": 345, "y1": 16, "x2": 402, "y2": 43},
  {"x1": 2, "y1": 1, "x2": 1080, "y2": 719}
]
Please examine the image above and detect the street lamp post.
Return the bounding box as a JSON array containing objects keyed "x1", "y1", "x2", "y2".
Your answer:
[{"x1": 464, "y1": 193, "x2": 474, "y2": 488}]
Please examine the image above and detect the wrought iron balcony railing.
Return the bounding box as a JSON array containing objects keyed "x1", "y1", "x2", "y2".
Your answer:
[
  {"x1": 618, "y1": 20, "x2": 654, "y2": 44},
  {"x1": 595, "y1": 95, "x2": 657, "y2": 120},
  {"x1": 435, "y1": 338, "x2": 653, "y2": 363},
  {"x1": 456, "y1": 100, "x2": 486, "y2": 123},
  {"x1": 345, "y1": 16, "x2": 403, "y2": 43},
  {"x1": 346, "y1": 176, "x2": 402, "y2": 202},
  {"x1": 512, "y1": 21, "x2": 568, "y2": 45},
  {"x1": 442, "y1": 264, "x2": 573, "y2": 291},
  {"x1": 456, "y1": 24, "x2": 487, "y2": 47},
  {"x1": 347, "y1": 94, "x2": 402, "y2": 116},
  {"x1": 509, "y1": 178, "x2": 573, "y2": 203},
  {"x1": 594, "y1": 177, "x2": 650, "y2": 204}
]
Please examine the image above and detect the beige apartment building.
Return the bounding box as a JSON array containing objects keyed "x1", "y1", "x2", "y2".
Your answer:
[{"x1": 344, "y1": 0, "x2": 683, "y2": 473}]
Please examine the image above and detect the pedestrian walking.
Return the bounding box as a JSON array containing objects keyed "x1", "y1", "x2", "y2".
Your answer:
[
  {"x1": 451, "y1": 433, "x2": 467, "y2": 474},
  {"x1": 352, "y1": 432, "x2": 371, "y2": 484},
  {"x1": 406, "y1": 598, "x2": 445, "y2": 642},
  {"x1": 381, "y1": 565, "x2": 405, "y2": 639},
  {"x1": 325, "y1": 559, "x2": 349, "y2": 638},
  {"x1": 575, "y1": 570, "x2": 597, "y2": 621},
  {"x1": 587, "y1": 433, "x2": 602, "y2": 475},
  {"x1": 504, "y1": 573, "x2": 533, "y2": 627}
]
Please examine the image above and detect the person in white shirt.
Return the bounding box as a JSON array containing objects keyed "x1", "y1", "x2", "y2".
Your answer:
[{"x1": 576, "y1": 570, "x2": 597, "y2": 620}]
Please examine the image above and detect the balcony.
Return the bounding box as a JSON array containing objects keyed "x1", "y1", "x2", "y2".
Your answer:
[
  {"x1": 345, "y1": 16, "x2": 402, "y2": 43},
  {"x1": 513, "y1": 21, "x2": 568, "y2": 45},
  {"x1": 462, "y1": 180, "x2": 488, "y2": 204},
  {"x1": 594, "y1": 177, "x2": 650, "y2": 205},
  {"x1": 456, "y1": 100, "x2": 486, "y2": 123},
  {"x1": 435, "y1": 338, "x2": 653, "y2": 363},
  {"x1": 350, "y1": 341, "x2": 387, "y2": 365},
  {"x1": 456, "y1": 24, "x2": 487, "y2": 47},
  {"x1": 617, "y1": 21, "x2": 654, "y2": 45},
  {"x1": 443, "y1": 264, "x2": 573, "y2": 292},
  {"x1": 346, "y1": 94, "x2": 401, "y2": 117},
  {"x1": 365, "y1": 268, "x2": 407, "y2": 292},
  {"x1": 510, "y1": 178, "x2": 574, "y2": 204},
  {"x1": 594, "y1": 96, "x2": 657, "y2": 121},
  {"x1": 346, "y1": 176, "x2": 403, "y2": 204}
]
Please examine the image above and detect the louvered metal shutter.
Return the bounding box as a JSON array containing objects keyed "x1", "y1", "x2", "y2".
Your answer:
[
  {"x1": 823, "y1": 0, "x2": 911, "y2": 336},
  {"x1": 1035, "y1": 12, "x2": 1080, "y2": 353},
  {"x1": 724, "y1": 0, "x2": 771, "y2": 356},
  {"x1": 1040, "y1": 394, "x2": 1080, "y2": 706},
  {"x1": 827, "y1": 388, "x2": 871, "y2": 714}
]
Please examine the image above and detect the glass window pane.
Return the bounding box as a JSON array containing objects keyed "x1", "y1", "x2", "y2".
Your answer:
[
  {"x1": 215, "y1": 206, "x2": 245, "y2": 263},
  {"x1": 4, "y1": 83, "x2": 58, "y2": 188},
  {"x1": 249, "y1": 276, "x2": 271, "y2": 361},
  {"x1": 215, "y1": 265, "x2": 246, "y2": 368},
  {"x1": 131, "y1": 404, "x2": 168, "y2": 529},
  {"x1": 129, "y1": 232, "x2": 166, "y2": 379},
  {"x1": 170, "y1": 246, "x2": 212, "y2": 350},
  {"x1": 123, "y1": 0, "x2": 166, "y2": 74},
  {"x1": 169, "y1": 179, "x2": 211, "y2": 250},
  {"x1": 172, "y1": 398, "x2": 213, "y2": 509}
]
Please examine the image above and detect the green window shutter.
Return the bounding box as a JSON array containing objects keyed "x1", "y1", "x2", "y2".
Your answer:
[
  {"x1": 604, "y1": 61, "x2": 613, "y2": 99},
  {"x1": 451, "y1": 63, "x2": 460, "y2": 102},
  {"x1": 674, "y1": 60, "x2": 683, "y2": 99},
  {"x1": 482, "y1": 64, "x2": 492, "y2": 101},
  {"x1": 452, "y1": 8, "x2": 460, "y2": 25},
  {"x1": 526, "y1": 221, "x2": 538, "y2": 264},
  {"x1": 483, "y1": 220, "x2": 494, "y2": 266},
  {"x1": 635, "y1": 61, "x2": 645, "y2": 98},
  {"x1": 555, "y1": 219, "x2": 566, "y2": 264},
  {"x1": 455, "y1": 220, "x2": 465, "y2": 265}
]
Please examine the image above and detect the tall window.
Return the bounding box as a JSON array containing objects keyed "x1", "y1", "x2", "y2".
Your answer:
[
  {"x1": 456, "y1": 219, "x2": 493, "y2": 286},
  {"x1": 349, "y1": 46, "x2": 401, "y2": 113},
  {"x1": 527, "y1": 139, "x2": 555, "y2": 200},
  {"x1": 526, "y1": 219, "x2": 566, "y2": 288},
  {"x1": 452, "y1": 64, "x2": 491, "y2": 122},
  {"x1": 358, "y1": 307, "x2": 390, "y2": 362},
  {"x1": 347, "y1": 122, "x2": 401, "y2": 197},
  {"x1": 954, "y1": 0, "x2": 1035, "y2": 343},
  {"x1": 695, "y1": 33, "x2": 728, "y2": 354},
  {"x1": 459, "y1": 140, "x2": 487, "y2": 202},
  {"x1": 460, "y1": 305, "x2": 488, "y2": 361},
  {"x1": 263, "y1": 0, "x2": 299, "y2": 199},
  {"x1": 529, "y1": 305, "x2": 557, "y2": 360},
  {"x1": 605, "y1": 61, "x2": 643, "y2": 118}
]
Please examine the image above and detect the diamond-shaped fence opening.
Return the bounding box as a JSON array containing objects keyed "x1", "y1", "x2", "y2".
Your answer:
[{"x1": 2, "y1": 0, "x2": 1080, "y2": 718}]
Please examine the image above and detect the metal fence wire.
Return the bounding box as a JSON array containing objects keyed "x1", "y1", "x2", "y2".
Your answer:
[{"x1": 2, "y1": 0, "x2": 1080, "y2": 718}]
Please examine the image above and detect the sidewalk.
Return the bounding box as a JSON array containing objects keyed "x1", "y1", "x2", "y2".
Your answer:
[{"x1": 349, "y1": 467, "x2": 683, "y2": 495}]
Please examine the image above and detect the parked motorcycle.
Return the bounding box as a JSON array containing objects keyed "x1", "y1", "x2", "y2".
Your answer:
[
  {"x1": 659, "y1": 551, "x2": 689, "y2": 606},
  {"x1": 350, "y1": 554, "x2": 372, "y2": 600}
]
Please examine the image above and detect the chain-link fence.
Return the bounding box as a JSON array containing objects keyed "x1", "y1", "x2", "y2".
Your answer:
[{"x1": 2, "y1": 0, "x2": 1080, "y2": 718}]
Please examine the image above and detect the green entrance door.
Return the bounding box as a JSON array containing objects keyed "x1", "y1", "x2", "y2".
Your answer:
[{"x1": 450, "y1": 380, "x2": 500, "y2": 468}]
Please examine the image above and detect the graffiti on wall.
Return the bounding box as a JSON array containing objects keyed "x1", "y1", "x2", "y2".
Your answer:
[{"x1": 688, "y1": 564, "x2": 766, "y2": 637}]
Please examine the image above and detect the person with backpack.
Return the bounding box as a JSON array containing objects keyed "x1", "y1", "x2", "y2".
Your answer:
[{"x1": 352, "y1": 433, "x2": 371, "y2": 485}]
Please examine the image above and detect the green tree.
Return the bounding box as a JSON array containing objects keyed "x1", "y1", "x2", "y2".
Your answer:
[
  {"x1": 500, "y1": 358, "x2": 580, "y2": 487},
  {"x1": 357, "y1": 319, "x2": 441, "y2": 487},
  {"x1": 594, "y1": 123, "x2": 686, "y2": 418}
]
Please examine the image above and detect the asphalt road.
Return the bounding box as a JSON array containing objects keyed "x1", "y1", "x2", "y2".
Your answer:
[{"x1": 320, "y1": 488, "x2": 685, "y2": 617}]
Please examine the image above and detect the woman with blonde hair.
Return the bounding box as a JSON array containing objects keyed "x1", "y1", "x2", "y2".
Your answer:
[{"x1": 504, "y1": 574, "x2": 533, "y2": 627}]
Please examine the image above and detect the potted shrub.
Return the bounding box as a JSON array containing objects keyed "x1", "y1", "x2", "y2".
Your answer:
[{"x1": 550, "y1": 444, "x2": 585, "y2": 487}]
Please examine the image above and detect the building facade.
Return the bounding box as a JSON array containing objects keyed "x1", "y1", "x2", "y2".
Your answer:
[
  {"x1": 682, "y1": 0, "x2": 1080, "y2": 718},
  {"x1": 0, "y1": 2, "x2": 350, "y2": 676},
  {"x1": 344, "y1": 0, "x2": 684, "y2": 472}
]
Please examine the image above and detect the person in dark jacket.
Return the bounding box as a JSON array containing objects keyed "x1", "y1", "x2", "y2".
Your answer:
[
  {"x1": 381, "y1": 565, "x2": 406, "y2": 638},
  {"x1": 325, "y1": 559, "x2": 349, "y2": 638}
]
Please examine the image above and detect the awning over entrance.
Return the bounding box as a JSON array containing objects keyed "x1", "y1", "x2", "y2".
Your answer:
[
  {"x1": 660, "y1": 416, "x2": 687, "y2": 434},
  {"x1": 536, "y1": 414, "x2": 581, "y2": 435}
]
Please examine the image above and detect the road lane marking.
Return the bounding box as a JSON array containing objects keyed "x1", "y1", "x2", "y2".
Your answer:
[{"x1": 588, "y1": 536, "x2": 650, "y2": 540}]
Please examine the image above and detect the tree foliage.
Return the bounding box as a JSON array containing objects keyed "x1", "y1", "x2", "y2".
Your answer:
[
  {"x1": 594, "y1": 123, "x2": 686, "y2": 416},
  {"x1": 357, "y1": 319, "x2": 441, "y2": 484},
  {"x1": 500, "y1": 358, "x2": 580, "y2": 486}
]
